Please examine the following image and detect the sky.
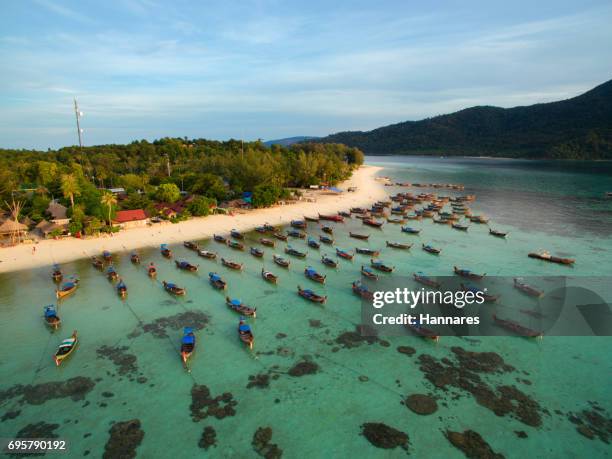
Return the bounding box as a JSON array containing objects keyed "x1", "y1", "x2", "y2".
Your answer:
[{"x1": 1, "y1": 0, "x2": 611, "y2": 149}]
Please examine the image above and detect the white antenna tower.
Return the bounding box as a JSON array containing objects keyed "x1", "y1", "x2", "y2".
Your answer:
[{"x1": 74, "y1": 98, "x2": 84, "y2": 148}]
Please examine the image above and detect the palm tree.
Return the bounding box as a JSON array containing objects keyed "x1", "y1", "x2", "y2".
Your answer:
[
  {"x1": 61, "y1": 174, "x2": 80, "y2": 210},
  {"x1": 101, "y1": 192, "x2": 117, "y2": 227}
]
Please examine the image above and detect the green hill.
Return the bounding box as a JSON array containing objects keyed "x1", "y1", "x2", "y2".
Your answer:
[{"x1": 317, "y1": 79, "x2": 612, "y2": 159}]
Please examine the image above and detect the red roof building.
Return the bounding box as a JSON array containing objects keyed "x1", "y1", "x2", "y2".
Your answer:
[{"x1": 113, "y1": 209, "x2": 149, "y2": 228}]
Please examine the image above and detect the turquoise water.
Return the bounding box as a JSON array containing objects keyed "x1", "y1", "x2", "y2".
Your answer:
[{"x1": 1, "y1": 156, "x2": 611, "y2": 458}]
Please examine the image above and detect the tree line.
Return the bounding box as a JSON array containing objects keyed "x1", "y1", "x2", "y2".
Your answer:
[{"x1": 0, "y1": 138, "x2": 364, "y2": 235}]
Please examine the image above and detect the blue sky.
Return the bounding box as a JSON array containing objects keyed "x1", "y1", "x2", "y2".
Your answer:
[{"x1": 1, "y1": 0, "x2": 611, "y2": 149}]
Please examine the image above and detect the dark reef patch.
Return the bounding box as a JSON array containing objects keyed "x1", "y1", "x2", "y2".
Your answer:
[
  {"x1": 288, "y1": 360, "x2": 319, "y2": 377},
  {"x1": 335, "y1": 326, "x2": 380, "y2": 349},
  {"x1": 568, "y1": 405, "x2": 611, "y2": 444},
  {"x1": 0, "y1": 377, "x2": 95, "y2": 406},
  {"x1": 9, "y1": 422, "x2": 60, "y2": 457},
  {"x1": 417, "y1": 347, "x2": 543, "y2": 427},
  {"x1": 444, "y1": 430, "x2": 504, "y2": 458},
  {"x1": 1, "y1": 410, "x2": 21, "y2": 422},
  {"x1": 96, "y1": 345, "x2": 138, "y2": 376},
  {"x1": 247, "y1": 374, "x2": 270, "y2": 389},
  {"x1": 252, "y1": 426, "x2": 283, "y2": 458},
  {"x1": 198, "y1": 426, "x2": 217, "y2": 450},
  {"x1": 361, "y1": 422, "x2": 409, "y2": 450},
  {"x1": 397, "y1": 346, "x2": 416, "y2": 356},
  {"x1": 190, "y1": 385, "x2": 237, "y2": 421},
  {"x1": 135, "y1": 311, "x2": 209, "y2": 338},
  {"x1": 103, "y1": 419, "x2": 144, "y2": 459},
  {"x1": 405, "y1": 394, "x2": 438, "y2": 415}
]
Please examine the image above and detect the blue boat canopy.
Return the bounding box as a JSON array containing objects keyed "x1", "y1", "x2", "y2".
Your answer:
[
  {"x1": 306, "y1": 268, "x2": 316, "y2": 275},
  {"x1": 182, "y1": 335, "x2": 195, "y2": 344},
  {"x1": 231, "y1": 299, "x2": 241, "y2": 306},
  {"x1": 184, "y1": 327, "x2": 193, "y2": 334},
  {"x1": 166, "y1": 283, "x2": 176, "y2": 288},
  {"x1": 44, "y1": 305, "x2": 56, "y2": 317},
  {"x1": 239, "y1": 324, "x2": 250, "y2": 332},
  {"x1": 63, "y1": 282, "x2": 76, "y2": 288},
  {"x1": 210, "y1": 273, "x2": 221, "y2": 281}
]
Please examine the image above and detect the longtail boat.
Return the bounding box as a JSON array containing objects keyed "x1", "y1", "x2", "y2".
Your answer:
[
  {"x1": 130, "y1": 252, "x2": 140, "y2": 264},
  {"x1": 255, "y1": 226, "x2": 267, "y2": 233},
  {"x1": 363, "y1": 218, "x2": 383, "y2": 228},
  {"x1": 405, "y1": 213, "x2": 422, "y2": 220},
  {"x1": 184, "y1": 241, "x2": 199, "y2": 251},
  {"x1": 180, "y1": 327, "x2": 196, "y2": 365},
  {"x1": 55, "y1": 278, "x2": 79, "y2": 299},
  {"x1": 489, "y1": 228, "x2": 508, "y2": 238},
  {"x1": 413, "y1": 272, "x2": 440, "y2": 288},
  {"x1": 401, "y1": 226, "x2": 421, "y2": 234},
  {"x1": 261, "y1": 268, "x2": 278, "y2": 284},
  {"x1": 370, "y1": 259, "x2": 394, "y2": 272},
  {"x1": 493, "y1": 314, "x2": 543, "y2": 338},
  {"x1": 176, "y1": 260, "x2": 198, "y2": 272},
  {"x1": 297, "y1": 285, "x2": 327, "y2": 303},
  {"x1": 319, "y1": 235, "x2": 334, "y2": 245},
  {"x1": 286, "y1": 229, "x2": 306, "y2": 239},
  {"x1": 208, "y1": 272, "x2": 227, "y2": 290},
  {"x1": 198, "y1": 250, "x2": 217, "y2": 259},
  {"x1": 264, "y1": 223, "x2": 275, "y2": 232},
  {"x1": 349, "y1": 232, "x2": 370, "y2": 240},
  {"x1": 291, "y1": 220, "x2": 306, "y2": 229},
  {"x1": 106, "y1": 266, "x2": 118, "y2": 281},
  {"x1": 339, "y1": 211, "x2": 351, "y2": 218},
  {"x1": 92, "y1": 257, "x2": 104, "y2": 270},
  {"x1": 406, "y1": 322, "x2": 439, "y2": 342},
  {"x1": 352, "y1": 280, "x2": 373, "y2": 299},
  {"x1": 356, "y1": 247, "x2": 380, "y2": 256},
  {"x1": 160, "y1": 243, "x2": 172, "y2": 258},
  {"x1": 307, "y1": 237, "x2": 321, "y2": 249},
  {"x1": 273, "y1": 232, "x2": 288, "y2": 241},
  {"x1": 319, "y1": 213, "x2": 344, "y2": 222},
  {"x1": 285, "y1": 245, "x2": 307, "y2": 258},
  {"x1": 221, "y1": 258, "x2": 243, "y2": 270},
  {"x1": 386, "y1": 216, "x2": 405, "y2": 224},
  {"x1": 461, "y1": 283, "x2": 499, "y2": 302},
  {"x1": 147, "y1": 262, "x2": 157, "y2": 278},
  {"x1": 226, "y1": 297, "x2": 257, "y2": 317},
  {"x1": 335, "y1": 248, "x2": 354, "y2": 260},
  {"x1": 514, "y1": 278, "x2": 544, "y2": 297},
  {"x1": 433, "y1": 217, "x2": 450, "y2": 225},
  {"x1": 453, "y1": 266, "x2": 485, "y2": 280},
  {"x1": 321, "y1": 255, "x2": 338, "y2": 268},
  {"x1": 227, "y1": 240, "x2": 245, "y2": 250},
  {"x1": 102, "y1": 250, "x2": 112, "y2": 262},
  {"x1": 305, "y1": 267, "x2": 326, "y2": 284},
  {"x1": 213, "y1": 234, "x2": 226, "y2": 243},
  {"x1": 260, "y1": 238, "x2": 275, "y2": 247},
  {"x1": 321, "y1": 225, "x2": 333, "y2": 234},
  {"x1": 452, "y1": 223, "x2": 469, "y2": 231},
  {"x1": 386, "y1": 241, "x2": 412, "y2": 250},
  {"x1": 54, "y1": 330, "x2": 78, "y2": 366},
  {"x1": 163, "y1": 281, "x2": 186, "y2": 296},
  {"x1": 238, "y1": 318, "x2": 254, "y2": 349},
  {"x1": 51, "y1": 264, "x2": 62, "y2": 282},
  {"x1": 304, "y1": 215, "x2": 319, "y2": 222},
  {"x1": 350, "y1": 207, "x2": 367, "y2": 214},
  {"x1": 116, "y1": 279, "x2": 128, "y2": 298},
  {"x1": 528, "y1": 251, "x2": 574, "y2": 265},
  {"x1": 360, "y1": 266, "x2": 379, "y2": 280},
  {"x1": 422, "y1": 244, "x2": 441, "y2": 255},
  {"x1": 44, "y1": 305, "x2": 61, "y2": 330},
  {"x1": 470, "y1": 215, "x2": 489, "y2": 224},
  {"x1": 230, "y1": 229, "x2": 244, "y2": 240},
  {"x1": 250, "y1": 247, "x2": 264, "y2": 258},
  {"x1": 273, "y1": 255, "x2": 290, "y2": 268}
]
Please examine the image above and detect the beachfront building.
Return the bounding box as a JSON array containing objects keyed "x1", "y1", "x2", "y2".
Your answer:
[
  {"x1": 35, "y1": 220, "x2": 67, "y2": 238},
  {"x1": 113, "y1": 209, "x2": 149, "y2": 229},
  {"x1": 46, "y1": 201, "x2": 70, "y2": 225}
]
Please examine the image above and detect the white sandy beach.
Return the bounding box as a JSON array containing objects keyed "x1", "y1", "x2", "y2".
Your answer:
[{"x1": 0, "y1": 166, "x2": 386, "y2": 274}]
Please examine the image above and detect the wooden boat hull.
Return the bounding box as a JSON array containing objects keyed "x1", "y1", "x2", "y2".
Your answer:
[
  {"x1": 261, "y1": 270, "x2": 278, "y2": 284},
  {"x1": 349, "y1": 232, "x2": 370, "y2": 240}
]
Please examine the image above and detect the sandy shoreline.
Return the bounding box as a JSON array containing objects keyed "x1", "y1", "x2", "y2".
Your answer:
[{"x1": 0, "y1": 166, "x2": 386, "y2": 274}]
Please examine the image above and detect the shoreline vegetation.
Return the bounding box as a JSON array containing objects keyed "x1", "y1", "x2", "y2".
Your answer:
[{"x1": 0, "y1": 139, "x2": 385, "y2": 272}]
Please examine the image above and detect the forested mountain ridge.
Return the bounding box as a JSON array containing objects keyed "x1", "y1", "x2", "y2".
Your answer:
[{"x1": 316, "y1": 79, "x2": 612, "y2": 159}]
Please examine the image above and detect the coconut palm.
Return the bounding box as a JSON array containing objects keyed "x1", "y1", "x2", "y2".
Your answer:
[
  {"x1": 100, "y1": 192, "x2": 117, "y2": 227},
  {"x1": 61, "y1": 174, "x2": 80, "y2": 210}
]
